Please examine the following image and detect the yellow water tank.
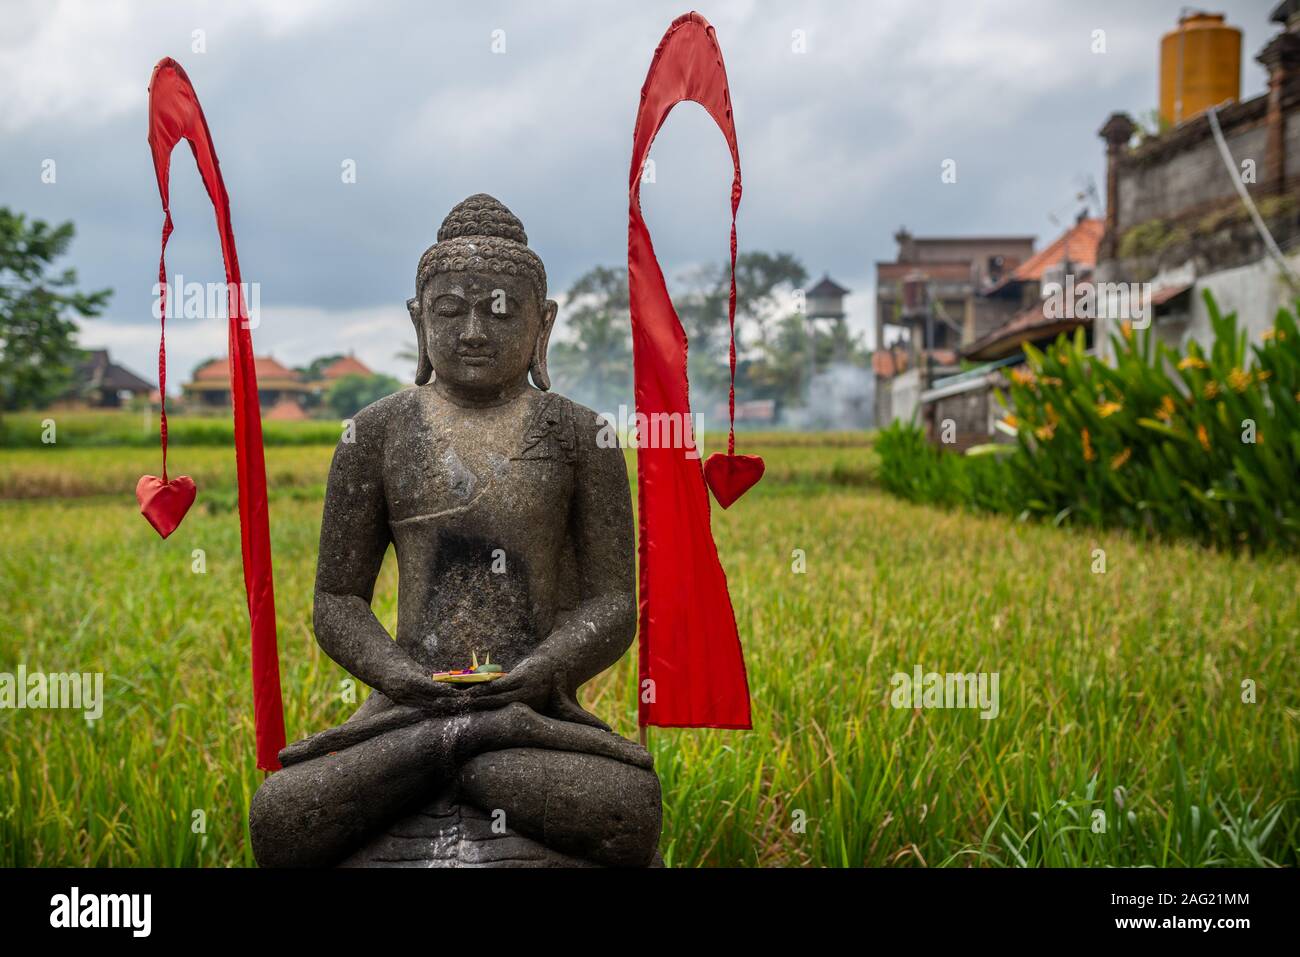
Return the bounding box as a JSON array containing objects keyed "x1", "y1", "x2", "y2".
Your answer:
[{"x1": 1159, "y1": 12, "x2": 1242, "y2": 127}]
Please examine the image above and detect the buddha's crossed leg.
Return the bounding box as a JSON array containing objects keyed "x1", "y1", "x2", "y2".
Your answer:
[{"x1": 249, "y1": 702, "x2": 658, "y2": 867}]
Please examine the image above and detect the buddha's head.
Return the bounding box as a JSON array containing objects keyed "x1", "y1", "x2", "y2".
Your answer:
[{"x1": 408, "y1": 194, "x2": 558, "y2": 401}]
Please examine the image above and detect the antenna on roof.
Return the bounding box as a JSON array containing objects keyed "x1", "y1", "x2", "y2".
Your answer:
[{"x1": 1081, "y1": 176, "x2": 1102, "y2": 219}]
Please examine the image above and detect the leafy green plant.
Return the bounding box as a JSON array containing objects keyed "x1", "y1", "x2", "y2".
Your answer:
[
  {"x1": 877, "y1": 419, "x2": 1016, "y2": 513},
  {"x1": 878, "y1": 291, "x2": 1300, "y2": 549}
]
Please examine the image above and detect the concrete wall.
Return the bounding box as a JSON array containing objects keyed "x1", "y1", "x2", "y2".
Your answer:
[
  {"x1": 1287, "y1": 110, "x2": 1300, "y2": 182},
  {"x1": 1116, "y1": 122, "x2": 1268, "y2": 227},
  {"x1": 931, "y1": 386, "x2": 994, "y2": 448},
  {"x1": 874, "y1": 375, "x2": 893, "y2": 426},
  {"x1": 908, "y1": 238, "x2": 1035, "y2": 281},
  {"x1": 889, "y1": 368, "x2": 923, "y2": 425},
  {"x1": 1187, "y1": 251, "x2": 1300, "y2": 346},
  {"x1": 969, "y1": 295, "x2": 1025, "y2": 344},
  {"x1": 1096, "y1": 251, "x2": 1300, "y2": 361}
]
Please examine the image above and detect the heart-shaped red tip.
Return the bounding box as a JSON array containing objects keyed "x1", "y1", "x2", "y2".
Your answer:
[
  {"x1": 135, "y1": 474, "x2": 197, "y2": 539},
  {"x1": 703, "y1": 452, "x2": 765, "y2": 509}
]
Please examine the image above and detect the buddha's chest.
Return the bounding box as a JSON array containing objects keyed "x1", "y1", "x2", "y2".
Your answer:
[{"x1": 381, "y1": 393, "x2": 577, "y2": 536}]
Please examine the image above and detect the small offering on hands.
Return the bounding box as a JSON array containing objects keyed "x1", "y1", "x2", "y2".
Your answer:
[{"x1": 432, "y1": 651, "x2": 506, "y2": 684}]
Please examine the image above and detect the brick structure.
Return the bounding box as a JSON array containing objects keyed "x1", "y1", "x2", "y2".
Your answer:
[
  {"x1": 1094, "y1": 3, "x2": 1300, "y2": 357},
  {"x1": 873, "y1": 229, "x2": 1033, "y2": 426}
]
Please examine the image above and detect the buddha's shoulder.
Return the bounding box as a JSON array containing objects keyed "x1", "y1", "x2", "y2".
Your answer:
[
  {"x1": 352, "y1": 386, "x2": 422, "y2": 428},
  {"x1": 527, "y1": 390, "x2": 611, "y2": 448},
  {"x1": 335, "y1": 387, "x2": 423, "y2": 456}
]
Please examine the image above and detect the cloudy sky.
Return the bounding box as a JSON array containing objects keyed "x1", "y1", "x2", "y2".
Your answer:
[{"x1": 0, "y1": 0, "x2": 1276, "y2": 388}]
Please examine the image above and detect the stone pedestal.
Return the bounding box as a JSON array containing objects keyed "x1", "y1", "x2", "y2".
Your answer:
[{"x1": 340, "y1": 789, "x2": 597, "y2": 868}]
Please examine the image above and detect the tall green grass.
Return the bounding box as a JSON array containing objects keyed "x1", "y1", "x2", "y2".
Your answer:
[
  {"x1": 0, "y1": 410, "x2": 344, "y2": 449},
  {"x1": 0, "y1": 435, "x2": 876, "y2": 500},
  {"x1": 1, "y1": 438, "x2": 1295, "y2": 866}
]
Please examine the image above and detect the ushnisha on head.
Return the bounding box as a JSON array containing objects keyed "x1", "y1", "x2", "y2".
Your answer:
[{"x1": 407, "y1": 194, "x2": 558, "y2": 401}]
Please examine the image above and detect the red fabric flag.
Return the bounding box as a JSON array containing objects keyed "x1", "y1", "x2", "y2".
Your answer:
[
  {"x1": 146, "y1": 57, "x2": 286, "y2": 770},
  {"x1": 630, "y1": 13, "x2": 752, "y2": 730}
]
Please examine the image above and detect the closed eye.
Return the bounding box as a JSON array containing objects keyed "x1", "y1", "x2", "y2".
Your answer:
[{"x1": 433, "y1": 294, "x2": 468, "y2": 317}]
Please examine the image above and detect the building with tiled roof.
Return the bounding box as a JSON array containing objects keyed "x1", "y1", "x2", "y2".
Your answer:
[
  {"x1": 916, "y1": 217, "x2": 1108, "y2": 447},
  {"x1": 265, "y1": 397, "x2": 311, "y2": 421},
  {"x1": 965, "y1": 216, "x2": 1104, "y2": 362},
  {"x1": 1008, "y1": 217, "x2": 1104, "y2": 282},
  {"x1": 873, "y1": 228, "x2": 1035, "y2": 426},
  {"x1": 183, "y1": 355, "x2": 310, "y2": 411},
  {"x1": 318, "y1": 354, "x2": 373, "y2": 380},
  {"x1": 60, "y1": 349, "x2": 154, "y2": 408}
]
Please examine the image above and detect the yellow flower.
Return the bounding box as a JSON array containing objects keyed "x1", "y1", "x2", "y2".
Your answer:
[
  {"x1": 1001, "y1": 414, "x2": 1019, "y2": 429},
  {"x1": 1098, "y1": 401, "x2": 1122, "y2": 418},
  {"x1": 1045, "y1": 403, "x2": 1059, "y2": 426},
  {"x1": 1262, "y1": 328, "x2": 1276, "y2": 341},
  {"x1": 1110, "y1": 448, "x2": 1132, "y2": 470},
  {"x1": 1035, "y1": 423, "x2": 1056, "y2": 441},
  {"x1": 1156, "y1": 395, "x2": 1177, "y2": 421},
  {"x1": 1256, "y1": 369, "x2": 1273, "y2": 382},
  {"x1": 1203, "y1": 380, "x2": 1220, "y2": 400},
  {"x1": 1257, "y1": 429, "x2": 1265, "y2": 445},
  {"x1": 1082, "y1": 428, "x2": 1096, "y2": 462},
  {"x1": 1010, "y1": 366, "x2": 1036, "y2": 386},
  {"x1": 1121, "y1": 320, "x2": 1134, "y2": 339},
  {"x1": 1177, "y1": 355, "x2": 1208, "y2": 371},
  {"x1": 1227, "y1": 368, "x2": 1251, "y2": 393},
  {"x1": 1040, "y1": 376, "x2": 1063, "y2": 387},
  {"x1": 1197, "y1": 424, "x2": 1210, "y2": 451}
]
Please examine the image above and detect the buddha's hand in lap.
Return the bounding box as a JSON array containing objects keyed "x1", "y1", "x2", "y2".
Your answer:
[
  {"x1": 462, "y1": 650, "x2": 560, "y2": 713},
  {"x1": 383, "y1": 666, "x2": 503, "y2": 714},
  {"x1": 379, "y1": 654, "x2": 572, "y2": 722},
  {"x1": 463, "y1": 651, "x2": 616, "y2": 732}
]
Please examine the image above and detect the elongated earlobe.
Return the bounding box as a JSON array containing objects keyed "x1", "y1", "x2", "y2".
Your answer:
[
  {"x1": 530, "y1": 299, "x2": 558, "y2": 391},
  {"x1": 408, "y1": 296, "x2": 433, "y2": 385}
]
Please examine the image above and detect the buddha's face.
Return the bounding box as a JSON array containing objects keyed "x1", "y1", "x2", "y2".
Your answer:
[{"x1": 418, "y1": 271, "x2": 555, "y2": 399}]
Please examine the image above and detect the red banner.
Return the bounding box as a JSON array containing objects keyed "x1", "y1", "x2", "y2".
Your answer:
[
  {"x1": 147, "y1": 58, "x2": 286, "y2": 770},
  {"x1": 629, "y1": 13, "x2": 752, "y2": 729}
]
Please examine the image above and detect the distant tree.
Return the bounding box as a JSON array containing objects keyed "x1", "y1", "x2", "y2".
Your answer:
[
  {"x1": 547, "y1": 253, "x2": 815, "y2": 411},
  {"x1": 549, "y1": 266, "x2": 633, "y2": 411},
  {"x1": 326, "y1": 373, "x2": 401, "y2": 418},
  {"x1": 735, "y1": 252, "x2": 810, "y2": 334},
  {"x1": 746, "y1": 313, "x2": 813, "y2": 407},
  {"x1": 748, "y1": 310, "x2": 870, "y2": 408},
  {"x1": 297, "y1": 353, "x2": 345, "y2": 381},
  {"x1": 672, "y1": 251, "x2": 807, "y2": 400},
  {"x1": 0, "y1": 208, "x2": 111, "y2": 410}
]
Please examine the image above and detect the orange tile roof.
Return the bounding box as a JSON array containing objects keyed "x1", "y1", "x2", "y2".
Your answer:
[
  {"x1": 193, "y1": 356, "x2": 301, "y2": 383},
  {"x1": 1010, "y1": 218, "x2": 1103, "y2": 281},
  {"x1": 871, "y1": 347, "x2": 958, "y2": 376},
  {"x1": 319, "y1": 355, "x2": 373, "y2": 379},
  {"x1": 872, "y1": 349, "x2": 903, "y2": 377},
  {"x1": 963, "y1": 294, "x2": 1090, "y2": 361},
  {"x1": 265, "y1": 398, "x2": 309, "y2": 421},
  {"x1": 929, "y1": 349, "x2": 959, "y2": 367}
]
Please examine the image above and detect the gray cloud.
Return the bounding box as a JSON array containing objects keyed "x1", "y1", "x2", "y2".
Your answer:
[{"x1": 0, "y1": 0, "x2": 1273, "y2": 389}]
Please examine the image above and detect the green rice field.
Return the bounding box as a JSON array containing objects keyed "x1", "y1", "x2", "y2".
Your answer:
[{"x1": 1, "y1": 415, "x2": 1296, "y2": 866}]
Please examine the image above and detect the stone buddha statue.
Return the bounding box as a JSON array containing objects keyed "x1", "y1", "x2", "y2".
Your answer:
[{"x1": 249, "y1": 194, "x2": 660, "y2": 867}]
